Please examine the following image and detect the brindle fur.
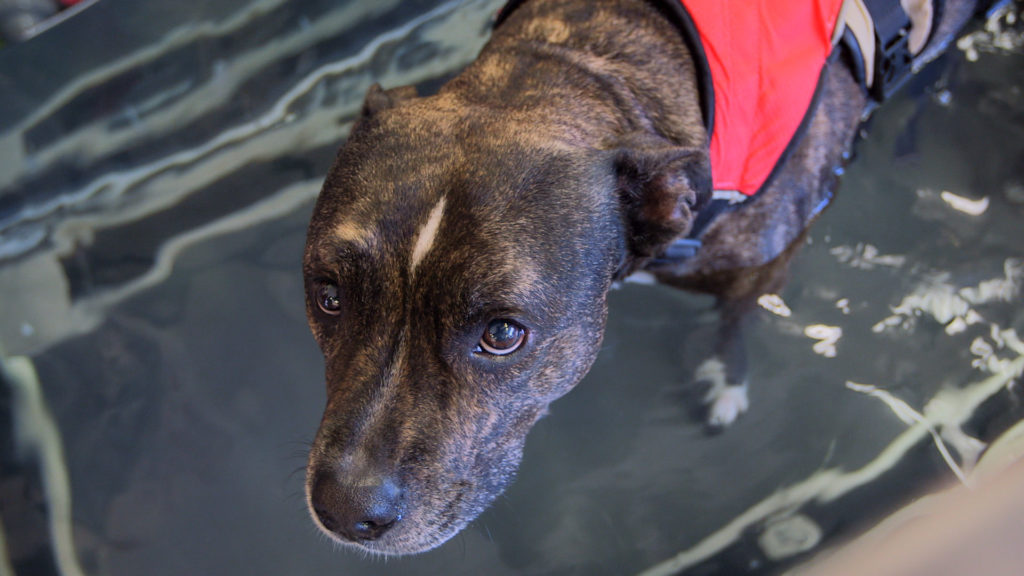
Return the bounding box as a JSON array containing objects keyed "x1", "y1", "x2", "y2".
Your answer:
[{"x1": 303, "y1": 0, "x2": 981, "y2": 555}]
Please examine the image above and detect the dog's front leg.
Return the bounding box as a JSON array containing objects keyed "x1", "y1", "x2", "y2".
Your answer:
[
  {"x1": 698, "y1": 293, "x2": 754, "y2": 428},
  {"x1": 665, "y1": 232, "x2": 807, "y2": 428}
]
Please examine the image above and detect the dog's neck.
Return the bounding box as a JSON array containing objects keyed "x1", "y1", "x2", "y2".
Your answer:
[{"x1": 442, "y1": 0, "x2": 707, "y2": 150}]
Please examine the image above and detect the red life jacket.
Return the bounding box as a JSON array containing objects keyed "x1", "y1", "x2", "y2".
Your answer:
[{"x1": 679, "y1": 0, "x2": 845, "y2": 197}]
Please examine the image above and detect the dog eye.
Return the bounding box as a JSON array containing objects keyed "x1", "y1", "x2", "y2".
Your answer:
[
  {"x1": 478, "y1": 319, "x2": 527, "y2": 356},
  {"x1": 315, "y1": 282, "x2": 341, "y2": 315}
]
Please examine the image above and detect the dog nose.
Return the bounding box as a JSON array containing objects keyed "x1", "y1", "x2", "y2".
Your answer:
[{"x1": 310, "y1": 469, "x2": 405, "y2": 542}]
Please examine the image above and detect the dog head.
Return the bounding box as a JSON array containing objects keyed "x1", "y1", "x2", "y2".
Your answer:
[{"x1": 302, "y1": 84, "x2": 708, "y2": 554}]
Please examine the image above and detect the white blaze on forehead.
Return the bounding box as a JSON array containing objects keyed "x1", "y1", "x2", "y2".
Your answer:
[{"x1": 410, "y1": 196, "x2": 446, "y2": 272}]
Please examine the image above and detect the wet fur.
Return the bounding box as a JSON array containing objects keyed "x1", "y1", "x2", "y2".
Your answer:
[{"x1": 303, "y1": 0, "x2": 981, "y2": 555}]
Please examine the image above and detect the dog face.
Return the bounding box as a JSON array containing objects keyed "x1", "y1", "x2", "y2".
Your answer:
[{"x1": 302, "y1": 86, "x2": 708, "y2": 554}]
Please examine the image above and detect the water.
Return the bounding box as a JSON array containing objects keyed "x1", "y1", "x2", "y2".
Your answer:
[{"x1": 1, "y1": 1, "x2": 1022, "y2": 575}]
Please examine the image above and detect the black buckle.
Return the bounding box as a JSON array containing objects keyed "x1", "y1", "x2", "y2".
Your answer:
[
  {"x1": 864, "y1": 0, "x2": 914, "y2": 100},
  {"x1": 873, "y1": 24, "x2": 913, "y2": 99}
]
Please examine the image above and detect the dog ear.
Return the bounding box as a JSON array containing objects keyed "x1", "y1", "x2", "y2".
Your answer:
[
  {"x1": 360, "y1": 83, "x2": 418, "y2": 119},
  {"x1": 613, "y1": 133, "x2": 711, "y2": 269}
]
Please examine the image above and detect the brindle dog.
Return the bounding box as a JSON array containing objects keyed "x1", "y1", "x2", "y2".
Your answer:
[{"x1": 302, "y1": 0, "x2": 982, "y2": 555}]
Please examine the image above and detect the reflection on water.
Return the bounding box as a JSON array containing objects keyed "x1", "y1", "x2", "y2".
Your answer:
[{"x1": 1, "y1": 1, "x2": 1022, "y2": 575}]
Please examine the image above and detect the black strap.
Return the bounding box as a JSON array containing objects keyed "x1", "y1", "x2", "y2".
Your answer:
[{"x1": 862, "y1": 0, "x2": 915, "y2": 100}]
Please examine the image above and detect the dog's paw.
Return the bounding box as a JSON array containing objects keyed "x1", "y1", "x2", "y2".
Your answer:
[
  {"x1": 696, "y1": 357, "x2": 749, "y2": 427},
  {"x1": 706, "y1": 385, "x2": 749, "y2": 427}
]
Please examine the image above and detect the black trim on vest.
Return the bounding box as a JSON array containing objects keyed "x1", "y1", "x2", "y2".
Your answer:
[
  {"x1": 749, "y1": 56, "x2": 832, "y2": 202},
  {"x1": 640, "y1": 0, "x2": 714, "y2": 135}
]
